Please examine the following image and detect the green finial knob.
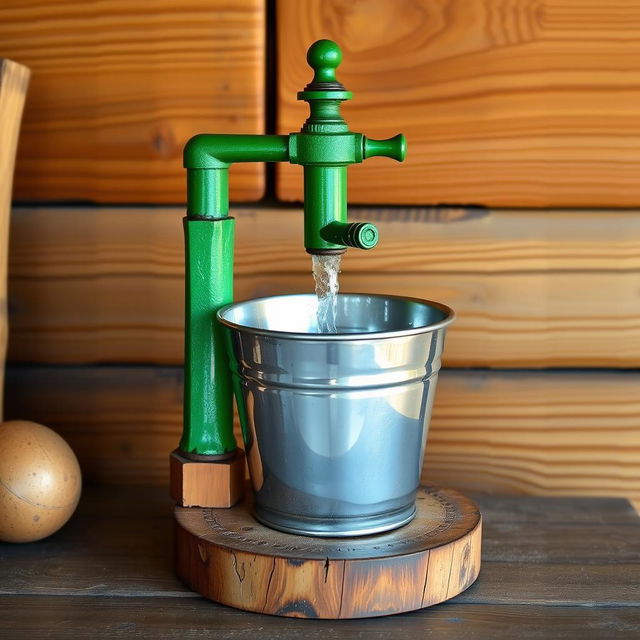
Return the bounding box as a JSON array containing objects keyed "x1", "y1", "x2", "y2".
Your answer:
[
  {"x1": 298, "y1": 40, "x2": 352, "y2": 101},
  {"x1": 307, "y1": 39, "x2": 342, "y2": 85}
]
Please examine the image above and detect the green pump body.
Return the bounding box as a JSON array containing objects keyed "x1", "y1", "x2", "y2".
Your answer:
[{"x1": 180, "y1": 40, "x2": 406, "y2": 458}]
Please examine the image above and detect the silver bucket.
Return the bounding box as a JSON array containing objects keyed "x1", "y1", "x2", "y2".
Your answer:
[{"x1": 217, "y1": 293, "x2": 454, "y2": 537}]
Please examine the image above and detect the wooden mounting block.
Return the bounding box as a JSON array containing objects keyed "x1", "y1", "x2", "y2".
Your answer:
[
  {"x1": 169, "y1": 449, "x2": 245, "y2": 508},
  {"x1": 174, "y1": 485, "x2": 481, "y2": 618}
]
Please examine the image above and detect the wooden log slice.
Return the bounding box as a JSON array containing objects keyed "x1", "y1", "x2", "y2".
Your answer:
[{"x1": 174, "y1": 485, "x2": 482, "y2": 618}]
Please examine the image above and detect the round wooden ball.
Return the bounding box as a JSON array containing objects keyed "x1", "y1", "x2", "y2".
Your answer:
[{"x1": 0, "y1": 420, "x2": 81, "y2": 543}]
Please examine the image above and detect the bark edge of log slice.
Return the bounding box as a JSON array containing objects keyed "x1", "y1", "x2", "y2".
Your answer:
[{"x1": 174, "y1": 485, "x2": 482, "y2": 618}]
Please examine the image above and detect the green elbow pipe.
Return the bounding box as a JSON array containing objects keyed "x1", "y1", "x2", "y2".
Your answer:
[{"x1": 184, "y1": 134, "x2": 289, "y2": 170}]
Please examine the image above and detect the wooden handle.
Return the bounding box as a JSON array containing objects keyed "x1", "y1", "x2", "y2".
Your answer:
[{"x1": 0, "y1": 59, "x2": 30, "y2": 419}]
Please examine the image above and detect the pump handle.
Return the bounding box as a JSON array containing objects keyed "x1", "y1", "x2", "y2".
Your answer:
[{"x1": 364, "y1": 135, "x2": 407, "y2": 163}]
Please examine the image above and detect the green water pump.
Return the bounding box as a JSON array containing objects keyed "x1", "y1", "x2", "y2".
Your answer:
[{"x1": 180, "y1": 40, "x2": 406, "y2": 459}]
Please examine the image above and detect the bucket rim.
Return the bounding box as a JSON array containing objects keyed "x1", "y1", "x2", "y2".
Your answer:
[{"x1": 216, "y1": 292, "x2": 455, "y2": 341}]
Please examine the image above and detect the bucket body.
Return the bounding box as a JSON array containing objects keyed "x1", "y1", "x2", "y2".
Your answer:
[{"x1": 217, "y1": 293, "x2": 454, "y2": 537}]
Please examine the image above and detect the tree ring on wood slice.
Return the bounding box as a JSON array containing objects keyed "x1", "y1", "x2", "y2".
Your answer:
[{"x1": 174, "y1": 485, "x2": 482, "y2": 619}]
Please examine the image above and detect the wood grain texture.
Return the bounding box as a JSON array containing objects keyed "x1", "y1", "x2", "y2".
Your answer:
[
  {"x1": 175, "y1": 486, "x2": 481, "y2": 618},
  {"x1": 1, "y1": 486, "x2": 639, "y2": 637},
  {"x1": 169, "y1": 449, "x2": 245, "y2": 507},
  {"x1": 2, "y1": 599, "x2": 640, "y2": 640},
  {"x1": 3, "y1": 486, "x2": 638, "y2": 604},
  {"x1": 5, "y1": 366, "x2": 639, "y2": 501},
  {"x1": 0, "y1": 0, "x2": 265, "y2": 203},
  {"x1": 0, "y1": 60, "x2": 30, "y2": 420},
  {"x1": 277, "y1": 0, "x2": 640, "y2": 207},
  {"x1": 8, "y1": 206, "x2": 640, "y2": 368},
  {"x1": 473, "y1": 494, "x2": 640, "y2": 525}
]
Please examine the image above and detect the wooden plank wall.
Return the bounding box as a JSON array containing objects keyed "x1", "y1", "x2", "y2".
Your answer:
[
  {"x1": 277, "y1": 0, "x2": 640, "y2": 207},
  {"x1": 7, "y1": 207, "x2": 640, "y2": 368},
  {"x1": 0, "y1": 0, "x2": 265, "y2": 202},
  {"x1": 5, "y1": 203, "x2": 639, "y2": 500},
  {"x1": 6, "y1": 366, "x2": 639, "y2": 497},
  {"x1": 2, "y1": 0, "x2": 639, "y2": 502}
]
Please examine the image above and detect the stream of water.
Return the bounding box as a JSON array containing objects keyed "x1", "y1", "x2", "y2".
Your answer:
[{"x1": 311, "y1": 254, "x2": 342, "y2": 333}]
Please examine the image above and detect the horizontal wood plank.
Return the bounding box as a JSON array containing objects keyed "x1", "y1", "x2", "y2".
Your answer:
[
  {"x1": 1, "y1": 487, "x2": 639, "y2": 637},
  {"x1": 5, "y1": 366, "x2": 639, "y2": 501},
  {"x1": 2, "y1": 596, "x2": 638, "y2": 639},
  {"x1": 277, "y1": 0, "x2": 640, "y2": 207},
  {"x1": 1, "y1": 486, "x2": 638, "y2": 608},
  {"x1": 472, "y1": 494, "x2": 640, "y2": 525},
  {"x1": 8, "y1": 206, "x2": 640, "y2": 368},
  {"x1": 0, "y1": 0, "x2": 265, "y2": 203}
]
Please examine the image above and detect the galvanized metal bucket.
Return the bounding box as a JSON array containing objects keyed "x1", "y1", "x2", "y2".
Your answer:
[{"x1": 217, "y1": 293, "x2": 454, "y2": 537}]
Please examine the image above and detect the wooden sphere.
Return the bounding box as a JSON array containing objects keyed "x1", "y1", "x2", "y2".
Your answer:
[{"x1": 0, "y1": 420, "x2": 81, "y2": 543}]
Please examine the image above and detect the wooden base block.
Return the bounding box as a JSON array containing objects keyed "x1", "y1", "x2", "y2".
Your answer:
[
  {"x1": 169, "y1": 449, "x2": 245, "y2": 508},
  {"x1": 174, "y1": 485, "x2": 482, "y2": 618}
]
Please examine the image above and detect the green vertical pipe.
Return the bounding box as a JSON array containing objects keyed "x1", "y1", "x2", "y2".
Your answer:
[
  {"x1": 303, "y1": 165, "x2": 347, "y2": 252},
  {"x1": 180, "y1": 216, "x2": 236, "y2": 457},
  {"x1": 224, "y1": 330, "x2": 250, "y2": 448},
  {"x1": 187, "y1": 169, "x2": 228, "y2": 218}
]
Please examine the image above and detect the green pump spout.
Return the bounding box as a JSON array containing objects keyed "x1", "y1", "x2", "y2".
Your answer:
[
  {"x1": 293, "y1": 39, "x2": 405, "y2": 253},
  {"x1": 179, "y1": 39, "x2": 406, "y2": 459}
]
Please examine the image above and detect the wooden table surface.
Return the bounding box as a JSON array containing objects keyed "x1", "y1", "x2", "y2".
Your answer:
[{"x1": 1, "y1": 486, "x2": 639, "y2": 639}]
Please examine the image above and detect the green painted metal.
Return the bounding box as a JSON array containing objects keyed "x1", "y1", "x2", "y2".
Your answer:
[
  {"x1": 290, "y1": 39, "x2": 405, "y2": 252},
  {"x1": 224, "y1": 329, "x2": 250, "y2": 448},
  {"x1": 184, "y1": 134, "x2": 289, "y2": 170},
  {"x1": 180, "y1": 39, "x2": 407, "y2": 457},
  {"x1": 181, "y1": 218, "x2": 236, "y2": 457},
  {"x1": 303, "y1": 166, "x2": 347, "y2": 252},
  {"x1": 303, "y1": 38, "x2": 343, "y2": 85},
  {"x1": 321, "y1": 221, "x2": 379, "y2": 250},
  {"x1": 364, "y1": 134, "x2": 407, "y2": 162},
  {"x1": 187, "y1": 169, "x2": 228, "y2": 217}
]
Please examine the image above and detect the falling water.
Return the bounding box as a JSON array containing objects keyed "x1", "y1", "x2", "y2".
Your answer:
[{"x1": 311, "y1": 254, "x2": 342, "y2": 333}]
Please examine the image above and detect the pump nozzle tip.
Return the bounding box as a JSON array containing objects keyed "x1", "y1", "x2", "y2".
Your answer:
[
  {"x1": 354, "y1": 223, "x2": 379, "y2": 249},
  {"x1": 318, "y1": 221, "x2": 379, "y2": 251}
]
